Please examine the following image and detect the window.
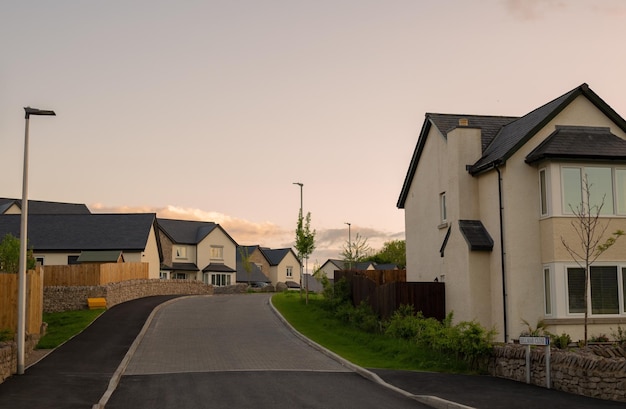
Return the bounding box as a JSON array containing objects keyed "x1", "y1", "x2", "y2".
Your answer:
[
  {"x1": 286, "y1": 266, "x2": 293, "y2": 278},
  {"x1": 539, "y1": 169, "x2": 548, "y2": 216},
  {"x1": 210, "y1": 273, "x2": 231, "y2": 287},
  {"x1": 210, "y1": 246, "x2": 223, "y2": 260},
  {"x1": 439, "y1": 192, "x2": 447, "y2": 223},
  {"x1": 590, "y1": 266, "x2": 619, "y2": 314},
  {"x1": 543, "y1": 267, "x2": 552, "y2": 315},
  {"x1": 68, "y1": 255, "x2": 79, "y2": 265},
  {"x1": 36, "y1": 257, "x2": 45, "y2": 266},
  {"x1": 567, "y1": 266, "x2": 621, "y2": 315},
  {"x1": 174, "y1": 246, "x2": 187, "y2": 259},
  {"x1": 173, "y1": 273, "x2": 187, "y2": 279},
  {"x1": 159, "y1": 271, "x2": 169, "y2": 280},
  {"x1": 562, "y1": 166, "x2": 626, "y2": 215}
]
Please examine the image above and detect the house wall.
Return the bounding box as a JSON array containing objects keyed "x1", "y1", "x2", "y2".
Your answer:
[
  {"x1": 197, "y1": 228, "x2": 236, "y2": 284},
  {"x1": 495, "y1": 95, "x2": 626, "y2": 341},
  {"x1": 270, "y1": 251, "x2": 300, "y2": 285},
  {"x1": 3, "y1": 204, "x2": 20, "y2": 214}
]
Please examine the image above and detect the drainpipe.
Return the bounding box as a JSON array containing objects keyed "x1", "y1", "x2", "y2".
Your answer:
[{"x1": 495, "y1": 164, "x2": 509, "y2": 343}]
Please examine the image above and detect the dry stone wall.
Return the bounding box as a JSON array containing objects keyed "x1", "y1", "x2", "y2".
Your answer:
[
  {"x1": 490, "y1": 344, "x2": 626, "y2": 402},
  {"x1": 0, "y1": 334, "x2": 40, "y2": 383}
]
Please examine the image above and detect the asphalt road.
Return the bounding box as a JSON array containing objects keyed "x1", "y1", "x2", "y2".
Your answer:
[{"x1": 105, "y1": 294, "x2": 430, "y2": 409}]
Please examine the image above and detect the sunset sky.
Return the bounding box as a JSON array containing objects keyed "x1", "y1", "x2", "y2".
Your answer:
[{"x1": 2, "y1": 1, "x2": 626, "y2": 270}]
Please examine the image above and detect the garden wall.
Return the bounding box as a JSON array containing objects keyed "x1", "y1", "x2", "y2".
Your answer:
[
  {"x1": 43, "y1": 279, "x2": 214, "y2": 312},
  {"x1": 489, "y1": 344, "x2": 626, "y2": 402},
  {"x1": 0, "y1": 333, "x2": 40, "y2": 383}
]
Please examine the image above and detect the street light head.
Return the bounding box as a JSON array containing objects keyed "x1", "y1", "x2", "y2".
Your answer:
[
  {"x1": 293, "y1": 182, "x2": 303, "y2": 187},
  {"x1": 24, "y1": 107, "x2": 56, "y2": 118}
]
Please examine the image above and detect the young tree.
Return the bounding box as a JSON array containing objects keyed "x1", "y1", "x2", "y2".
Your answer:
[
  {"x1": 238, "y1": 246, "x2": 253, "y2": 286},
  {"x1": 295, "y1": 211, "x2": 316, "y2": 303},
  {"x1": 561, "y1": 178, "x2": 623, "y2": 345},
  {"x1": 340, "y1": 233, "x2": 370, "y2": 270},
  {"x1": 365, "y1": 239, "x2": 406, "y2": 268},
  {"x1": 0, "y1": 233, "x2": 35, "y2": 273}
]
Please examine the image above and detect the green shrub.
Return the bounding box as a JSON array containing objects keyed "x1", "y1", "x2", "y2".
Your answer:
[
  {"x1": 611, "y1": 325, "x2": 626, "y2": 344},
  {"x1": 590, "y1": 333, "x2": 609, "y2": 343},
  {"x1": 0, "y1": 328, "x2": 13, "y2": 342},
  {"x1": 550, "y1": 333, "x2": 572, "y2": 349}
]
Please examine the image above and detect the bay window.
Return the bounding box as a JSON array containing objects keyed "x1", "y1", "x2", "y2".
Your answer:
[
  {"x1": 561, "y1": 166, "x2": 626, "y2": 215},
  {"x1": 567, "y1": 266, "x2": 623, "y2": 315}
]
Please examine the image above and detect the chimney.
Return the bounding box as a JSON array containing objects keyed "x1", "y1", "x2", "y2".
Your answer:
[{"x1": 458, "y1": 118, "x2": 469, "y2": 126}]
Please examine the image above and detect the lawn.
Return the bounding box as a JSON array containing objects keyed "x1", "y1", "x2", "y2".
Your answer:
[
  {"x1": 271, "y1": 291, "x2": 470, "y2": 373},
  {"x1": 37, "y1": 308, "x2": 105, "y2": 349}
]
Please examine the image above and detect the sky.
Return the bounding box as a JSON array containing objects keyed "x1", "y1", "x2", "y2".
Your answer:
[{"x1": 2, "y1": 0, "x2": 626, "y2": 271}]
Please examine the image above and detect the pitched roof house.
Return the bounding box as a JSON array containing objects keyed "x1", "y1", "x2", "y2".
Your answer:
[
  {"x1": 398, "y1": 83, "x2": 626, "y2": 342},
  {"x1": 157, "y1": 218, "x2": 237, "y2": 285},
  {"x1": 0, "y1": 213, "x2": 161, "y2": 277},
  {"x1": 236, "y1": 245, "x2": 272, "y2": 284},
  {"x1": 259, "y1": 247, "x2": 301, "y2": 287}
]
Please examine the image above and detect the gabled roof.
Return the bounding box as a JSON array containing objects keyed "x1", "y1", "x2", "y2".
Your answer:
[
  {"x1": 470, "y1": 83, "x2": 626, "y2": 174},
  {"x1": 156, "y1": 218, "x2": 219, "y2": 244},
  {"x1": 0, "y1": 213, "x2": 156, "y2": 251},
  {"x1": 260, "y1": 247, "x2": 298, "y2": 266},
  {"x1": 525, "y1": 126, "x2": 626, "y2": 163},
  {"x1": 236, "y1": 248, "x2": 271, "y2": 282},
  {"x1": 397, "y1": 83, "x2": 626, "y2": 208},
  {"x1": 0, "y1": 198, "x2": 91, "y2": 214},
  {"x1": 202, "y1": 262, "x2": 236, "y2": 273}
]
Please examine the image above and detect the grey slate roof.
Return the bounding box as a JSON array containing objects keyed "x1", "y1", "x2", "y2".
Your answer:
[
  {"x1": 0, "y1": 213, "x2": 156, "y2": 251},
  {"x1": 157, "y1": 218, "x2": 218, "y2": 244},
  {"x1": 260, "y1": 248, "x2": 293, "y2": 266},
  {"x1": 203, "y1": 262, "x2": 236, "y2": 273},
  {"x1": 169, "y1": 262, "x2": 199, "y2": 271},
  {"x1": 525, "y1": 126, "x2": 626, "y2": 163},
  {"x1": 236, "y1": 246, "x2": 271, "y2": 282},
  {"x1": 398, "y1": 83, "x2": 626, "y2": 208},
  {"x1": 458, "y1": 220, "x2": 494, "y2": 251},
  {"x1": 0, "y1": 198, "x2": 90, "y2": 214},
  {"x1": 76, "y1": 250, "x2": 123, "y2": 263}
]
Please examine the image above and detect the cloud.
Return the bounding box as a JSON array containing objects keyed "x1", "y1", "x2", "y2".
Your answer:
[
  {"x1": 503, "y1": 0, "x2": 567, "y2": 20},
  {"x1": 90, "y1": 203, "x2": 404, "y2": 272}
]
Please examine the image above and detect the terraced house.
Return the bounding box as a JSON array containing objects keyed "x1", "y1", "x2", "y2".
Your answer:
[{"x1": 398, "y1": 83, "x2": 626, "y2": 342}]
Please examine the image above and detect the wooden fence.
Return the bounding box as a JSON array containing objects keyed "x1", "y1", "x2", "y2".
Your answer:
[
  {"x1": 44, "y1": 262, "x2": 149, "y2": 286},
  {"x1": 335, "y1": 270, "x2": 445, "y2": 321},
  {"x1": 0, "y1": 267, "x2": 44, "y2": 335}
]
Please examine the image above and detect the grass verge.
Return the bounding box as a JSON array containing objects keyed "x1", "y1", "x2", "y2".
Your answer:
[
  {"x1": 37, "y1": 308, "x2": 106, "y2": 349},
  {"x1": 271, "y1": 291, "x2": 470, "y2": 373}
]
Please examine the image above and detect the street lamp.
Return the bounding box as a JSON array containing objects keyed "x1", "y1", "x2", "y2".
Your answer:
[
  {"x1": 17, "y1": 107, "x2": 55, "y2": 375},
  {"x1": 344, "y1": 222, "x2": 351, "y2": 270},
  {"x1": 293, "y1": 182, "x2": 303, "y2": 295}
]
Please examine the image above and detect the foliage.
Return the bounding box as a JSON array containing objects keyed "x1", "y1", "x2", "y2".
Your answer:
[
  {"x1": 0, "y1": 328, "x2": 13, "y2": 342},
  {"x1": 294, "y1": 211, "x2": 316, "y2": 262},
  {"x1": 549, "y1": 333, "x2": 572, "y2": 349},
  {"x1": 37, "y1": 309, "x2": 105, "y2": 349},
  {"x1": 340, "y1": 233, "x2": 371, "y2": 268},
  {"x1": 590, "y1": 333, "x2": 609, "y2": 343},
  {"x1": 520, "y1": 318, "x2": 548, "y2": 336},
  {"x1": 272, "y1": 292, "x2": 472, "y2": 373},
  {"x1": 321, "y1": 277, "x2": 351, "y2": 312},
  {"x1": 365, "y1": 239, "x2": 406, "y2": 268},
  {"x1": 238, "y1": 246, "x2": 253, "y2": 284},
  {"x1": 561, "y1": 177, "x2": 624, "y2": 345},
  {"x1": 611, "y1": 325, "x2": 626, "y2": 344},
  {"x1": 0, "y1": 233, "x2": 36, "y2": 273}
]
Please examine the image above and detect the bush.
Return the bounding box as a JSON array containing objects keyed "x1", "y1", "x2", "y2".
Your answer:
[
  {"x1": 611, "y1": 325, "x2": 626, "y2": 344},
  {"x1": 0, "y1": 328, "x2": 13, "y2": 342},
  {"x1": 550, "y1": 333, "x2": 572, "y2": 349}
]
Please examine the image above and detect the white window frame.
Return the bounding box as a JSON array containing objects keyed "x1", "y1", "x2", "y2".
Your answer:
[
  {"x1": 174, "y1": 246, "x2": 187, "y2": 260},
  {"x1": 539, "y1": 168, "x2": 549, "y2": 217},
  {"x1": 560, "y1": 165, "x2": 626, "y2": 216},
  {"x1": 286, "y1": 266, "x2": 293, "y2": 278},
  {"x1": 210, "y1": 246, "x2": 224, "y2": 261},
  {"x1": 565, "y1": 263, "x2": 626, "y2": 317},
  {"x1": 439, "y1": 192, "x2": 447, "y2": 223},
  {"x1": 543, "y1": 265, "x2": 553, "y2": 316},
  {"x1": 209, "y1": 273, "x2": 231, "y2": 287}
]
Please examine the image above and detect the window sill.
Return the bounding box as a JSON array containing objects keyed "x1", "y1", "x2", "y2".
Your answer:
[{"x1": 438, "y1": 222, "x2": 449, "y2": 229}]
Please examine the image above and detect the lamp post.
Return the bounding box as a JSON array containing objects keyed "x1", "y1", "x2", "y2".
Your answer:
[
  {"x1": 18, "y1": 107, "x2": 55, "y2": 375},
  {"x1": 345, "y1": 222, "x2": 351, "y2": 270},
  {"x1": 293, "y1": 182, "x2": 303, "y2": 296}
]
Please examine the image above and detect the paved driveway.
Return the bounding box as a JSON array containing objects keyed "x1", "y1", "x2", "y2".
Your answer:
[{"x1": 105, "y1": 294, "x2": 429, "y2": 409}]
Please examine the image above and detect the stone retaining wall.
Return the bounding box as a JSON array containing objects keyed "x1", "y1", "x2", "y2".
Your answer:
[
  {"x1": 43, "y1": 279, "x2": 214, "y2": 312},
  {"x1": 0, "y1": 334, "x2": 41, "y2": 384},
  {"x1": 489, "y1": 344, "x2": 626, "y2": 402}
]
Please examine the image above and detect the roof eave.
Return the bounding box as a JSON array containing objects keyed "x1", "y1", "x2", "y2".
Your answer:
[{"x1": 397, "y1": 118, "x2": 433, "y2": 208}]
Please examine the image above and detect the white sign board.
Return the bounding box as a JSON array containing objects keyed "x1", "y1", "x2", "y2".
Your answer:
[{"x1": 519, "y1": 336, "x2": 550, "y2": 346}]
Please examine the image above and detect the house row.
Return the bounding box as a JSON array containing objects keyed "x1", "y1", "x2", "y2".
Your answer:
[
  {"x1": 0, "y1": 198, "x2": 300, "y2": 287},
  {"x1": 398, "y1": 83, "x2": 626, "y2": 342}
]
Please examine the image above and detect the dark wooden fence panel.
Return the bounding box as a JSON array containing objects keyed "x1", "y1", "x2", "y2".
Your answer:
[{"x1": 335, "y1": 270, "x2": 445, "y2": 321}]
